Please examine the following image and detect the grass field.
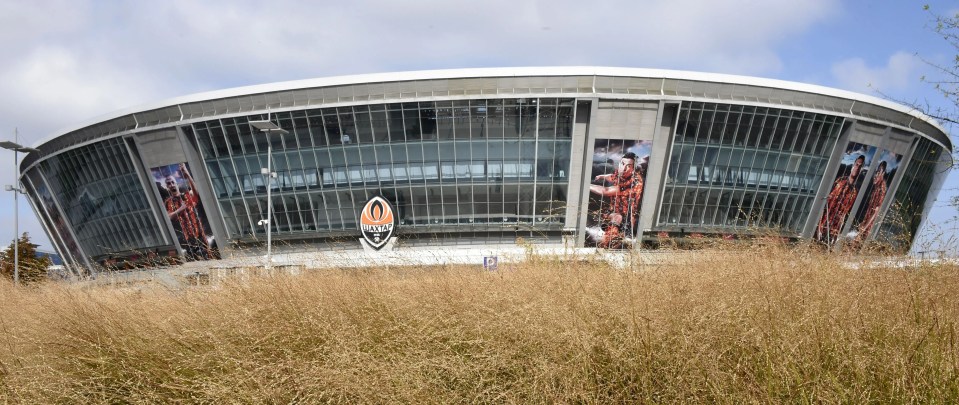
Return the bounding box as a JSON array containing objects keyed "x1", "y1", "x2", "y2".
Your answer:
[{"x1": 1, "y1": 244, "x2": 958, "y2": 403}]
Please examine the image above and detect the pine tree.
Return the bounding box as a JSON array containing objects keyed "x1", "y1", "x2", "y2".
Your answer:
[{"x1": 0, "y1": 233, "x2": 52, "y2": 284}]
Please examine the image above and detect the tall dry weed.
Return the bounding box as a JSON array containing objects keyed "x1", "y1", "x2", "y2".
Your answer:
[{"x1": 1, "y1": 247, "x2": 957, "y2": 403}]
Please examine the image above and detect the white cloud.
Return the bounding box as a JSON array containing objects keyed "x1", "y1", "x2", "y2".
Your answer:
[
  {"x1": 1, "y1": 0, "x2": 842, "y2": 144},
  {"x1": 0, "y1": 0, "x2": 88, "y2": 53},
  {"x1": 830, "y1": 51, "x2": 924, "y2": 94},
  {"x1": 0, "y1": 46, "x2": 170, "y2": 140},
  {"x1": 67, "y1": 0, "x2": 842, "y2": 83}
]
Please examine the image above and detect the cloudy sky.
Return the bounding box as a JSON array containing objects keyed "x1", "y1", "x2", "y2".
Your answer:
[{"x1": 0, "y1": 0, "x2": 956, "y2": 253}]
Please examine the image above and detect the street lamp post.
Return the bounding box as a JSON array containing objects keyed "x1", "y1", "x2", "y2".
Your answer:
[
  {"x1": 248, "y1": 119, "x2": 288, "y2": 270},
  {"x1": 4, "y1": 185, "x2": 26, "y2": 284},
  {"x1": 1, "y1": 130, "x2": 41, "y2": 285}
]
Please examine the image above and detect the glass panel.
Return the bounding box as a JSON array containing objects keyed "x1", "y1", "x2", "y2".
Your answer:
[
  {"x1": 178, "y1": 100, "x2": 574, "y2": 246},
  {"x1": 39, "y1": 138, "x2": 165, "y2": 259},
  {"x1": 659, "y1": 101, "x2": 842, "y2": 234}
]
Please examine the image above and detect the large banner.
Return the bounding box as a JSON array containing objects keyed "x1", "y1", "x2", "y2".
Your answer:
[
  {"x1": 151, "y1": 163, "x2": 219, "y2": 261},
  {"x1": 585, "y1": 139, "x2": 652, "y2": 248},
  {"x1": 846, "y1": 149, "x2": 902, "y2": 245},
  {"x1": 814, "y1": 142, "x2": 877, "y2": 245}
]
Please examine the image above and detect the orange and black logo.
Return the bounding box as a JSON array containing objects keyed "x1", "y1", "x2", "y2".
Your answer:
[{"x1": 359, "y1": 196, "x2": 397, "y2": 250}]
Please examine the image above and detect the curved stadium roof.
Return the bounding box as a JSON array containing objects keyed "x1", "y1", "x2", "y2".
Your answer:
[{"x1": 22, "y1": 66, "x2": 952, "y2": 172}]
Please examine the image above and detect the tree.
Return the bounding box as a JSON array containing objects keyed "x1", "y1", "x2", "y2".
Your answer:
[
  {"x1": 927, "y1": 7, "x2": 959, "y2": 209},
  {"x1": 918, "y1": 5, "x2": 959, "y2": 127},
  {"x1": 911, "y1": 6, "x2": 959, "y2": 211},
  {"x1": 0, "y1": 232, "x2": 52, "y2": 284}
]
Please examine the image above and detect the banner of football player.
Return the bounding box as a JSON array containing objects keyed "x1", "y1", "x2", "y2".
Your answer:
[
  {"x1": 845, "y1": 149, "x2": 902, "y2": 246},
  {"x1": 585, "y1": 139, "x2": 652, "y2": 248},
  {"x1": 151, "y1": 162, "x2": 219, "y2": 261},
  {"x1": 814, "y1": 142, "x2": 877, "y2": 245}
]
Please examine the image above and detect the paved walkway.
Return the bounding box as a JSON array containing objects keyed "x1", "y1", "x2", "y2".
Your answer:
[{"x1": 74, "y1": 245, "x2": 958, "y2": 289}]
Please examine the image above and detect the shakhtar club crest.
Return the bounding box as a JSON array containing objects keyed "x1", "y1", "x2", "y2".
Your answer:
[{"x1": 359, "y1": 196, "x2": 397, "y2": 250}]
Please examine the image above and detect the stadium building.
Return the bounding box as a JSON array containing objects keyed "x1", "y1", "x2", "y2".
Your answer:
[{"x1": 17, "y1": 67, "x2": 952, "y2": 272}]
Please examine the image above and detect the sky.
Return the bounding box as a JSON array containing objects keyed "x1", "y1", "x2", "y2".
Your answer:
[{"x1": 0, "y1": 0, "x2": 956, "y2": 255}]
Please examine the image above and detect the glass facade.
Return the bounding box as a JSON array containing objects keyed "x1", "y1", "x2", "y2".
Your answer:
[
  {"x1": 659, "y1": 102, "x2": 844, "y2": 234},
  {"x1": 877, "y1": 138, "x2": 948, "y2": 249},
  {"x1": 193, "y1": 98, "x2": 574, "y2": 241},
  {"x1": 38, "y1": 138, "x2": 166, "y2": 259},
  {"x1": 22, "y1": 168, "x2": 85, "y2": 269}
]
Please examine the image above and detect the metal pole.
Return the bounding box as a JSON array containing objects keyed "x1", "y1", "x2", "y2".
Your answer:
[
  {"x1": 13, "y1": 128, "x2": 19, "y2": 285},
  {"x1": 266, "y1": 134, "x2": 272, "y2": 270},
  {"x1": 248, "y1": 119, "x2": 285, "y2": 271},
  {"x1": 1, "y1": 130, "x2": 40, "y2": 285}
]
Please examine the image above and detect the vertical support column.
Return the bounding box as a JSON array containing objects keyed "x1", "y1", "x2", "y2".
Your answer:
[
  {"x1": 563, "y1": 98, "x2": 595, "y2": 247},
  {"x1": 641, "y1": 102, "x2": 679, "y2": 233}
]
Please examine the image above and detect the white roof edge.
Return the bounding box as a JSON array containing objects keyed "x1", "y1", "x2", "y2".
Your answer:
[{"x1": 33, "y1": 66, "x2": 949, "y2": 148}]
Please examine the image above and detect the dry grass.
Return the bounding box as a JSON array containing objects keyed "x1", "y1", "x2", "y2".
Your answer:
[{"x1": 1, "y1": 245, "x2": 958, "y2": 403}]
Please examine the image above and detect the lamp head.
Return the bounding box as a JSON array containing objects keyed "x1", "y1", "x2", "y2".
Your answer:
[
  {"x1": 248, "y1": 120, "x2": 289, "y2": 135},
  {"x1": 0, "y1": 141, "x2": 39, "y2": 153}
]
